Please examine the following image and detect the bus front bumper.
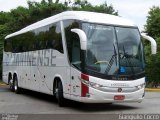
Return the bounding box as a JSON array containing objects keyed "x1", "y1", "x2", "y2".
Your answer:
[{"x1": 80, "y1": 87, "x2": 145, "y2": 103}]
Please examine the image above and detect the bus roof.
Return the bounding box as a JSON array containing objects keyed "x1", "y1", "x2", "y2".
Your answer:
[{"x1": 5, "y1": 11, "x2": 137, "y2": 39}]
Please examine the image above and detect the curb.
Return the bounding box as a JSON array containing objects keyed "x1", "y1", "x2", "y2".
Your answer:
[
  {"x1": 0, "y1": 83, "x2": 7, "y2": 86},
  {"x1": 145, "y1": 88, "x2": 160, "y2": 92}
]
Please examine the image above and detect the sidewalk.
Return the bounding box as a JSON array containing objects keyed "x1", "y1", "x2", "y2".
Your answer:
[
  {"x1": 0, "y1": 83, "x2": 7, "y2": 86},
  {"x1": 145, "y1": 88, "x2": 160, "y2": 92},
  {"x1": 0, "y1": 81, "x2": 7, "y2": 86}
]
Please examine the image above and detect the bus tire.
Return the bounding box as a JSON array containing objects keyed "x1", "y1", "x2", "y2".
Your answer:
[
  {"x1": 9, "y1": 79, "x2": 14, "y2": 92},
  {"x1": 56, "y1": 81, "x2": 65, "y2": 107},
  {"x1": 13, "y1": 76, "x2": 21, "y2": 94}
]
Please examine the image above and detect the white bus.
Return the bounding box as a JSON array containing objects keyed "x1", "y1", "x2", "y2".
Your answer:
[{"x1": 3, "y1": 11, "x2": 157, "y2": 106}]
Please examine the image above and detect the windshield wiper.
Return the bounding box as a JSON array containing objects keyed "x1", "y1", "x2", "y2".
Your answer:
[{"x1": 105, "y1": 44, "x2": 117, "y2": 74}]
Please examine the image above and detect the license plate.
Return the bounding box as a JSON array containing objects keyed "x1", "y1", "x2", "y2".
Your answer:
[{"x1": 114, "y1": 95, "x2": 125, "y2": 100}]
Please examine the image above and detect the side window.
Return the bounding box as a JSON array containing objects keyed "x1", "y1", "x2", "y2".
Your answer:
[
  {"x1": 4, "y1": 39, "x2": 12, "y2": 52},
  {"x1": 33, "y1": 22, "x2": 63, "y2": 53},
  {"x1": 47, "y1": 22, "x2": 63, "y2": 53},
  {"x1": 5, "y1": 22, "x2": 63, "y2": 53},
  {"x1": 63, "y1": 20, "x2": 81, "y2": 69},
  {"x1": 6, "y1": 32, "x2": 33, "y2": 53},
  {"x1": 33, "y1": 26, "x2": 49, "y2": 50},
  {"x1": 17, "y1": 33, "x2": 31, "y2": 52},
  {"x1": 12, "y1": 36, "x2": 21, "y2": 53},
  {"x1": 25, "y1": 32, "x2": 35, "y2": 51}
]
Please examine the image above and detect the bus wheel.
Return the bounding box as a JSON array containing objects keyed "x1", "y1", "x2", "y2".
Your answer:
[
  {"x1": 55, "y1": 81, "x2": 65, "y2": 107},
  {"x1": 9, "y1": 79, "x2": 14, "y2": 92},
  {"x1": 13, "y1": 76, "x2": 21, "y2": 94}
]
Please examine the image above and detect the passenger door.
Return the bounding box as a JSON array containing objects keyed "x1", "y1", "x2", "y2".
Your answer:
[
  {"x1": 63, "y1": 20, "x2": 81, "y2": 99},
  {"x1": 70, "y1": 32, "x2": 82, "y2": 98}
]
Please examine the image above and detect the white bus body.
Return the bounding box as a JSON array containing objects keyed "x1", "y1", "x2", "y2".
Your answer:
[{"x1": 3, "y1": 11, "x2": 157, "y2": 106}]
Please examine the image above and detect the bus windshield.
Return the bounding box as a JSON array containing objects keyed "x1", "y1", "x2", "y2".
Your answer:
[{"x1": 82, "y1": 23, "x2": 145, "y2": 80}]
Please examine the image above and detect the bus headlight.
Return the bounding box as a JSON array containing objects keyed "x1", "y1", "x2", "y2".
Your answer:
[
  {"x1": 78, "y1": 75, "x2": 102, "y2": 89},
  {"x1": 90, "y1": 82, "x2": 102, "y2": 89},
  {"x1": 135, "y1": 83, "x2": 145, "y2": 90}
]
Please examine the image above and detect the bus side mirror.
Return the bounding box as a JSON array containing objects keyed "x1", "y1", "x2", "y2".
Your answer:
[
  {"x1": 71, "y1": 29, "x2": 87, "y2": 50},
  {"x1": 141, "y1": 33, "x2": 157, "y2": 54}
]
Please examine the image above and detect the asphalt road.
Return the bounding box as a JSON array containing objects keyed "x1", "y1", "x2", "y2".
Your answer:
[{"x1": 0, "y1": 86, "x2": 160, "y2": 120}]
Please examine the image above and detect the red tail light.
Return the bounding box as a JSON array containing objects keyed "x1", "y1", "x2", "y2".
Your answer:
[{"x1": 81, "y1": 73, "x2": 89, "y2": 97}]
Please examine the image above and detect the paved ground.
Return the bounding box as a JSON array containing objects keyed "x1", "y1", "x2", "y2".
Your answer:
[{"x1": 0, "y1": 86, "x2": 160, "y2": 120}]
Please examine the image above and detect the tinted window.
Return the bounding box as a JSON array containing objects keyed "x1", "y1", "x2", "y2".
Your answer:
[
  {"x1": 33, "y1": 22, "x2": 63, "y2": 53},
  {"x1": 63, "y1": 20, "x2": 81, "y2": 69},
  {"x1": 4, "y1": 22, "x2": 63, "y2": 53},
  {"x1": 4, "y1": 39, "x2": 12, "y2": 52}
]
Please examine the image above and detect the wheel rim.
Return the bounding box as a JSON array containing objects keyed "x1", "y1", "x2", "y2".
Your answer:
[
  {"x1": 55, "y1": 88, "x2": 59, "y2": 99},
  {"x1": 14, "y1": 80, "x2": 18, "y2": 91},
  {"x1": 9, "y1": 80, "x2": 13, "y2": 89}
]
